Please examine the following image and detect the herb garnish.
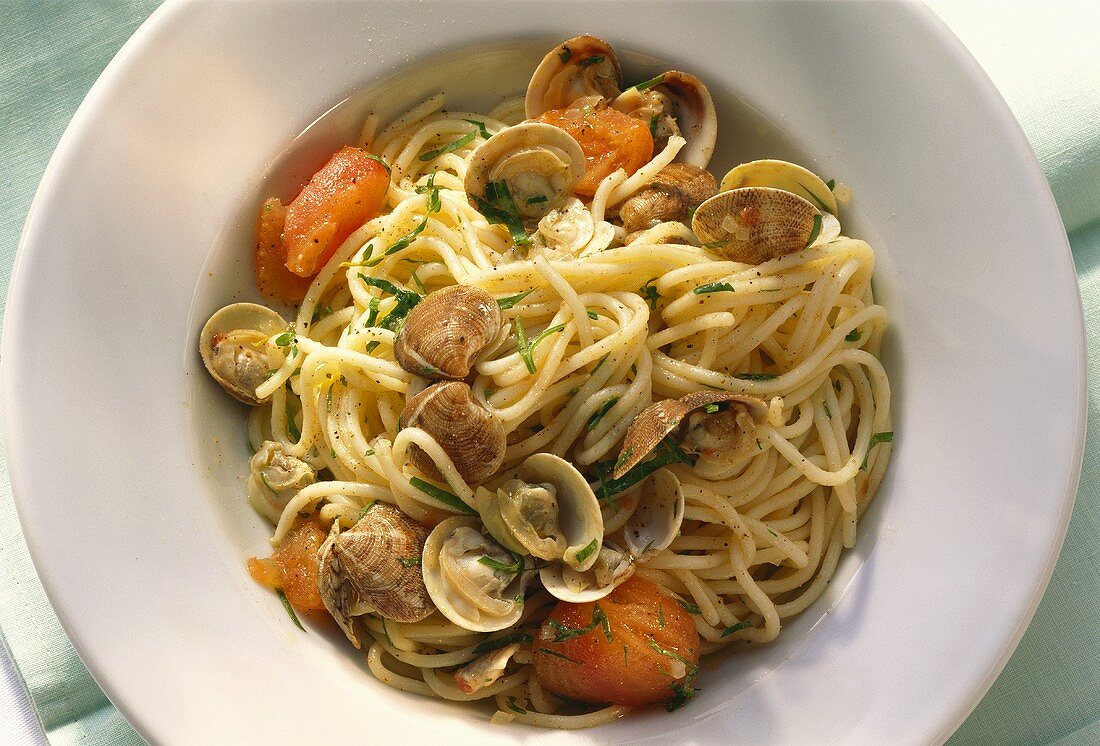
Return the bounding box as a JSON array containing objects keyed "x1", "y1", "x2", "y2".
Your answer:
[
  {"x1": 276, "y1": 589, "x2": 305, "y2": 631},
  {"x1": 647, "y1": 639, "x2": 699, "y2": 711},
  {"x1": 798, "y1": 182, "x2": 833, "y2": 214},
  {"x1": 586, "y1": 308, "x2": 599, "y2": 320},
  {"x1": 525, "y1": 194, "x2": 549, "y2": 205},
  {"x1": 805, "y1": 213, "x2": 823, "y2": 247},
  {"x1": 505, "y1": 698, "x2": 528, "y2": 715},
  {"x1": 648, "y1": 114, "x2": 660, "y2": 138},
  {"x1": 419, "y1": 130, "x2": 477, "y2": 162},
  {"x1": 545, "y1": 604, "x2": 612, "y2": 643},
  {"x1": 409, "y1": 476, "x2": 475, "y2": 514},
  {"x1": 574, "y1": 539, "x2": 599, "y2": 564},
  {"x1": 635, "y1": 73, "x2": 665, "y2": 91},
  {"x1": 579, "y1": 55, "x2": 605, "y2": 67},
  {"x1": 703, "y1": 403, "x2": 720, "y2": 414},
  {"x1": 694, "y1": 281, "x2": 735, "y2": 294},
  {"x1": 720, "y1": 620, "x2": 753, "y2": 637},
  {"x1": 826, "y1": 178, "x2": 836, "y2": 191},
  {"x1": 473, "y1": 632, "x2": 533, "y2": 655},
  {"x1": 538, "y1": 648, "x2": 582, "y2": 665},
  {"x1": 357, "y1": 500, "x2": 378, "y2": 521},
  {"x1": 462, "y1": 118, "x2": 492, "y2": 139},
  {"x1": 472, "y1": 180, "x2": 529, "y2": 247},
  {"x1": 496, "y1": 288, "x2": 534, "y2": 310},
  {"x1": 358, "y1": 274, "x2": 423, "y2": 332},
  {"x1": 676, "y1": 599, "x2": 702, "y2": 615},
  {"x1": 558, "y1": 47, "x2": 572, "y2": 64},
  {"x1": 732, "y1": 372, "x2": 778, "y2": 381},
  {"x1": 587, "y1": 397, "x2": 619, "y2": 431},
  {"x1": 285, "y1": 401, "x2": 301, "y2": 441},
  {"x1": 639, "y1": 278, "x2": 660, "y2": 310},
  {"x1": 657, "y1": 603, "x2": 666, "y2": 628},
  {"x1": 860, "y1": 431, "x2": 894, "y2": 471},
  {"x1": 515, "y1": 318, "x2": 565, "y2": 374},
  {"x1": 364, "y1": 152, "x2": 391, "y2": 174},
  {"x1": 845, "y1": 328, "x2": 861, "y2": 342},
  {"x1": 477, "y1": 551, "x2": 523, "y2": 575},
  {"x1": 593, "y1": 437, "x2": 697, "y2": 501}
]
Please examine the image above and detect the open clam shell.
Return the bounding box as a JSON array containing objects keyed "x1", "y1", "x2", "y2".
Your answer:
[
  {"x1": 540, "y1": 543, "x2": 635, "y2": 603},
  {"x1": 199, "y1": 302, "x2": 288, "y2": 405},
  {"x1": 524, "y1": 35, "x2": 623, "y2": 118},
  {"x1": 614, "y1": 391, "x2": 768, "y2": 478},
  {"x1": 613, "y1": 70, "x2": 717, "y2": 168},
  {"x1": 422, "y1": 517, "x2": 530, "y2": 633},
  {"x1": 464, "y1": 122, "x2": 586, "y2": 222},
  {"x1": 692, "y1": 187, "x2": 820, "y2": 265},
  {"x1": 623, "y1": 468, "x2": 684, "y2": 561},
  {"x1": 720, "y1": 159, "x2": 838, "y2": 215}
]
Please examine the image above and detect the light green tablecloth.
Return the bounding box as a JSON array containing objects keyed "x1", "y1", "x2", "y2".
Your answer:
[{"x1": 0, "y1": 2, "x2": 1097, "y2": 743}]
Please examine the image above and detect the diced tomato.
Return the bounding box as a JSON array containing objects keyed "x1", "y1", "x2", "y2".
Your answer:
[
  {"x1": 247, "y1": 519, "x2": 328, "y2": 613},
  {"x1": 532, "y1": 575, "x2": 700, "y2": 707},
  {"x1": 253, "y1": 198, "x2": 313, "y2": 304},
  {"x1": 536, "y1": 107, "x2": 654, "y2": 196}
]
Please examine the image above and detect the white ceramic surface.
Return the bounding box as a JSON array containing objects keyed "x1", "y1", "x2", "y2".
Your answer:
[{"x1": 2, "y1": 1, "x2": 1084, "y2": 743}]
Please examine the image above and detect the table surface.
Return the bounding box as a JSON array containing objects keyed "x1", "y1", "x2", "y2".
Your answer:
[{"x1": 2, "y1": 2, "x2": 1099, "y2": 744}]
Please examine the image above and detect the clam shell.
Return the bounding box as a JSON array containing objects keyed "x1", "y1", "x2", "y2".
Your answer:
[
  {"x1": 422, "y1": 517, "x2": 529, "y2": 633},
  {"x1": 619, "y1": 163, "x2": 717, "y2": 234},
  {"x1": 464, "y1": 122, "x2": 586, "y2": 221},
  {"x1": 319, "y1": 503, "x2": 435, "y2": 647},
  {"x1": 513, "y1": 453, "x2": 604, "y2": 572},
  {"x1": 720, "y1": 159, "x2": 838, "y2": 215},
  {"x1": 525, "y1": 35, "x2": 623, "y2": 118},
  {"x1": 394, "y1": 285, "x2": 501, "y2": 379},
  {"x1": 623, "y1": 468, "x2": 684, "y2": 561},
  {"x1": 399, "y1": 381, "x2": 506, "y2": 486},
  {"x1": 613, "y1": 71, "x2": 716, "y2": 169},
  {"x1": 614, "y1": 392, "x2": 768, "y2": 478},
  {"x1": 540, "y1": 543, "x2": 634, "y2": 603},
  {"x1": 198, "y1": 303, "x2": 287, "y2": 405},
  {"x1": 692, "y1": 187, "x2": 820, "y2": 264}
]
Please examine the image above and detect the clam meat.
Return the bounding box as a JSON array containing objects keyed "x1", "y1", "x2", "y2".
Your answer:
[
  {"x1": 612, "y1": 70, "x2": 717, "y2": 168},
  {"x1": 540, "y1": 543, "x2": 635, "y2": 603},
  {"x1": 248, "y1": 441, "x2": 316, "y2": 519},
  {"x1": 525, "y1": 35, "x2": 623, "y2": 118},
  {"x1": 199, "y1": 302, "x2": 288, "y2": 405}
]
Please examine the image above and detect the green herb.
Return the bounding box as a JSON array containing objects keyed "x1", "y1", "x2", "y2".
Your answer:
[
  {"x1": 721, "y1": 620, "x2": 753, "y2": 637},
  {"x1": 834, "y1": 379, "x2": 843, "y2": 392},
  {"x1": 414, "y1": 170, "x2": 444, "y2": 214},
  {"x1": 364, "y1": 447, "x2": 375, "y2": 457},
  {"x1": 733, "y1": 372, "x2": 778, "y2": 381},
  {"x1": 409, "y1": 265, "x2": 427, "y2": 294},
  {"x1": 845, "y1": 328, "x2": 861, "y2": 342},
  {"x1": 798, "y1": 182, "x2": 833, "y2": 214},
  {"x1": 477, "y1": 552, "x2": 523, "y2": 575},
  {"x1": 496, "y1": 288, "x2": 534, "y2": 310},
  {"x1": 365, "y1": 296, "x2": 381, "y2": 327},
  {"x1": 587, "y1": 397, "x2": 620, "y2": 431},
  {"x1": 397, "y1": 556, "x2": 422, "y2": 567},
  {"x1": 667, "y1": 680, "x2": 697, "y2": 712},
  {"x1": 545, "y1": 605, "x2": 611, "y2": 643},
  {"x1": 275, "y1": 589, "x2": 305, "y2": 631},
  {"x1": 515, "y1": 318, "x2": 565, "y2": 374},
  {"x1": 419, "y1": 130, "x2": 477, "y2": 161},
  {"x1": 635, "y1": 72, "x2": 666, "y2": 91},
  {"x1": 274, "y1": 331, "x2": 294, "y2": 347},
  {"x1": 677, "y1": 599, "x2": 702, "y2": 615},
  {"x1": 586, "y1": 308, "x2": 599, "y2": 320},
  {"x1": 409, "y1": 476, "x2": 475, "y2": 514},
  {"x1": 648, "y1": 639, "x2": 699, "y2": 711},
  {"x1": 826, "y1": 178, "x2": 836, "y2": 191},
  {"x1": 575, "y1": 539, "x2": 599, "y2": 564},
  {"x1": 259, "y1": 471, "x2": 277, "y2": 495},
  {"x1": 595, "y1": 438, "x2": 696, "y2": 502},
  {"x1": 591, "y1": 353, "x2": 610, "y2": 374},
  {"x1": 364, "y1": 152, "x2": 391, "y2": 174},
  {"x1": 373, "y1": 218, "x2": 426, "y2": 262},
  {"x1": 823, "y1": 403, "x2": 831, "y2": 419},
  {"x1": 462, "y1": 118, "x2": 492, "y2": 139},
  {"x1": 538, "y1": 648, "x2": 582, "y2": 665},
  {"x1": 558, "y1": 47, "x2": 572, "y2": 63},
  {"x1": 860, "y1": 431, "x2": 894, "y2": 471},
  {"x1": 365, "y1": 341, "x2": 380, "y2": 354},
  {"x1": 639, "y1": 278, "x2": 660, "y2": 310},
  {"x1": 382, "y1": 617, "x2": 393, "y2": 646},
  {"x1": 525, "y1": 194, "x2": 549, "y2": 205},
  {"x1": 805, "y1": 213, "x2": 823, "y2": 247},
  {"x1": 505, "y1": 698, "x2": 528, "y2": 715},
  {"x1": 694, "y1": 281, "x2": 735, "y2": 294},
  {"x1": 473, "y1": 632, "x2": 533, "y2": 655},
  {"x1": 358, "y1": 274, "x2": 423, "y2": 331},
  {"x1": 472, "y1": 180, "x2": 529, "y2": 247},
  {"x1": 648, "y1": 114, "x2": 660, "y2": 138},
  {"x1": 579, "y1": 55, "x2": 605, "y2": 67},
  {"x1": 658, "y1": 603, "x2": 666, "y2": 628},
  {"x1": 357, "y1": 500, "x2": 378, "y2": 521},
  {"x1": 285, "y1": 401, "x2": 301, "y2": 441},
  {"x1": 703, "y1": 403, "x2": 720, "y2": 414}
]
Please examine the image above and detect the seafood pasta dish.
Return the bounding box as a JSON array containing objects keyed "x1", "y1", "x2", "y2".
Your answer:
[{"x1": 199, "y1": 35, "x2": 893, "y2": 728}]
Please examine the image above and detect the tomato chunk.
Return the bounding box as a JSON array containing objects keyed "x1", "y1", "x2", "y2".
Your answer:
[
  {"x1": 536, "y1": 107, "x2": 654, "y2": 196},
  {"x1": 247, "y1": 519, "x2": 328, "y2": 613},
  {"x1": 533, "y1": 576, "x2": 700, "y2": 707},
  {"x1": 253, "y1": 197, "x2": 313, "y2": 303}
]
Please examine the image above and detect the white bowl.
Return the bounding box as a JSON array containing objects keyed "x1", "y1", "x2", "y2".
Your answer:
[{"x1": 2, "y1": 1, "x2": 1084, "y2": 743}]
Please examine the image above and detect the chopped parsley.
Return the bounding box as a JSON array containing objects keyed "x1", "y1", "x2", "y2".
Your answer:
[
  {"x1": 594, "y1": 437, "x2": 696, "y2": 502},
  {"x1": 473, "y1": 632, "x2": 533, "y2": 655},
  {"x1": 639, "y1": 278, "x2": 660, "y2": 310},
  {"x1": 648, "y1": 639, "x2": 698, "y2": 711},
  {"x1": 525, "y1": 194, "x2": 549, "y2": 205},
  {"x1": 635, "y1": 72, "x2": 665, "y2": 91},
  {"x1": 462, "y1": 118, "x2": 492, "y2": 139},
  {"x1": 860, "y1": 431, "x2": 894, "y2": 471},
  {"x1": 720, "y1": 620, "x2": 753, "y2": 637},
  {"x1": 363, "y1": 152, "x2": 391, "y2": 174},
  {"x1": 515, "y1": 318, "x2": 565, "y2": 374},
  {"x1": 538, "y1": 648, "x2": 582, "y2": 665},
  {"x1": 496, "y1": 288, "x2": 534, "y2": 310},
  {"x1": 409, "y1": 476, "x2": 475, "y2": 514},
  {"x1": 732, "y1": 372, "x2": 778, "y2": 381},
  {"x1": 357, "y1": 500, "x2": 378, "y2": 521},
  {"x1": 703, "y1": 402, "x2": 720, "y2": 414},
  {"x1": 826, "y1": 178, "x2": 836, "y2": 191},
  {"x1": 574, "y1": 539, "x2": 599, "y2": 564},
  {"x1": 587, "y1": 397, "x2": 619, "y2": 431},
  {"x1": 472, "y1": 180, "x2": 529, "y2": 247},
  {"x1": 545, "y1": 604, "x2": 612, "y2": 643},
  {"x1": 805, "y1": 213, "x2": 823, "y2": 247},
  {"x1": 579, "y1": 54, "x2": 605, "y2": 67},
  {"x1": 477, "y1": 551, "x2": 523, "y2": 575},
  {"x1": 694, "y1": 281, "x2": 735, "y2": 295},
  {"x1": 798, "y1": 182, "x2": 834, "y2": 214},
  {"x1": 845, "y1": 328, "x2": 861, "y2": 342},
  {"x1": 676, "y1": 599, "x2": 702, "y2": 615},
  {"x1": 558, "y1": 47, "x2": 572, "y2": 64},
  {"x1": 276, "y1": 589, "x2": 305, "y2": 632},
  {"x1": 358, "y1": 274, "x2": 422, "y2": 332},
  {"x1": 419, "y1": 130, "x2": 477, "y2": 161},
  {"x1": 397, "y1": 556, "x2": 422, "y2": 567}
]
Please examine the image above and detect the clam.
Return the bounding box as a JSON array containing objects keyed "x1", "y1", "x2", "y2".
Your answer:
[
  {"x1": 318, "y1": 503, "x2": 435, "y2": 648},
  {"x1": 614, "y1": 391, "x2": 768, "y2": 478},
  {"x1": 454, "y1": 642, "x2": 522, "y2": 694},
  {"x1": 464, "y1": 122, "x2": 586, "y2": 223},
  {"x1": 524, "y1": 35, "x2": 623, "y2": 118},
  {"x1": 398, "y1": 381, "x2": 506, "y2": 486},
  {"x1": 692, "y1": 187, "x2": 821, "y2": 265},
  {"x1": 422, "y1": 517, "x2": 530, "y2": 632},
  {"x1": 476, "y1": 453, "x2": 604, "y2": 572},
  {"x1": 394, "y1": 285, "x2": 501, "y2": 379},
  {"x1": 612, "y1": 71, "x2": 717, "y2": 168},
  {"x1": 623, "y1": 468, "x2": 684, "y2": 562},
  {"x1": 720, "y1": 159, "x2": 838, "y2": 215},
  {"x1": 199, "y1": 303, "x2": 288, "y2": 405},
  {"x1": 619, "y1": 163, "x2": 717, "y2": 234},
  {"x1": 248, "y1": 441, "x2": 317, "y2": 517},
  {"x1": 540, "y1": 543, "x2": 635, "y2": 603}
]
